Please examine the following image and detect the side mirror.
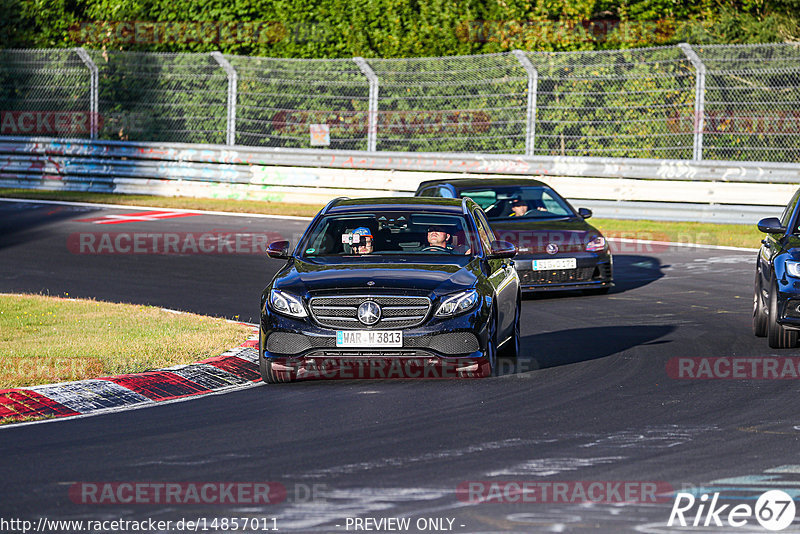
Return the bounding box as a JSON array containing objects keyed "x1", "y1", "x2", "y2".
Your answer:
[
  {"x1": 757, "y1": 217, "x2": 785, "y2": 235},
  {"x1": 266, "y1": 240, "x2": 291, "y2": 260},
  {"x1": 488, "y1": 240, "x2": 517, "y2": 259},
  {"x1": 578, "y1": 207, "x2": 593, "y2": 219}
]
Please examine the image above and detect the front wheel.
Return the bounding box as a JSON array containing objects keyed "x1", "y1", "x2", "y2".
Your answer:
[
  {"x1": 500, "y1": 295, "x2": 521, "y2": 359},
  {"x1": 478, "y1": 312, "x2": 497, "y2": 377},
  {"x1": 767, "y1": 280, "x2": 798, "y2": 348},
  {"x1": 260, "y1": 358, "x2": 295, "y2": 383},
  {"x1": 753, "y1": 269, "x2": 768, "y2": 337}
]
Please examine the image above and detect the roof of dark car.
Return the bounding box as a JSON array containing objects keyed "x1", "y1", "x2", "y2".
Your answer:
[
  {"x1": 417, "y1": 177, "x2": 549, "y2": 190},
  {"x1": 327, "y1": 197, "x2": 467, "y2": 214}
]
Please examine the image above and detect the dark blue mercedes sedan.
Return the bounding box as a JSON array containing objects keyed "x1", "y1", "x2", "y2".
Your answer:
[
  {"x1": 754, "y1": 187, "x2": 800, "y2": 348},
  {"x1": 259, "y1": 197, "x2": 520, "y2": 382}
]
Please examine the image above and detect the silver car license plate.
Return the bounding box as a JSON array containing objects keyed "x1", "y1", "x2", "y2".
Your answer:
[{"x1": 531, "y1": 258, "x2": 577, "y2": 271}]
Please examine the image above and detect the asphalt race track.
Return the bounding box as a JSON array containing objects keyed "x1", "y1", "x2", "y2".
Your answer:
[{"x1": 2, "y1": 199, "x2": 800, "y2": 533}]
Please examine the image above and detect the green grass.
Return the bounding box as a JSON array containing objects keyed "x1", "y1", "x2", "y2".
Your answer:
[
  {"x1": 0, "y1": 293, "x2": 252, "y2": 388},
  {"x1": 591, "y1": 218, "x2": 763, "y2": 250},
  {"x1": 0, "y1": 188, "x2": 766, "y2": 249}
]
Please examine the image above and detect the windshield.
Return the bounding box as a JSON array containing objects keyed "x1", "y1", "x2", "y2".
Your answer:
[
  {"x1": 459, "y1": 186, "x2": 575, "y2": 220},
  {"x1": 299, "y1": 211, "x2": 475, "y2": 258}
]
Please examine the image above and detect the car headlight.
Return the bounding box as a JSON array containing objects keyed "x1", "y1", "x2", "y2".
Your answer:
[
  {"x1": 586, "y1": 236, "x2": 606, "y2": 252},
  {"x1": 435, "y1": 290, "x2": 479, "y2": 318},
  {"x1": 268, "y1": 289, "x2": 308, "y2": 318},
  {"x1": 786, "y1": 261, "x2": 800, "y2": 278}
]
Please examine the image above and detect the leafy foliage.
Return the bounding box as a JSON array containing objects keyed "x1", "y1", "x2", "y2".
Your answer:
[
  {"x1": 2, "y1": 0, "x2": 799, "y2": 55},
  {"x1": 2, "y1": 1, "x2": 799, "y2": 161}
]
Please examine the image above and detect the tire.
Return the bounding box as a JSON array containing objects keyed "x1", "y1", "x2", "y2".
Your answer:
[
  {"x1": 479, "y1": 311, "x2": 498, "y2": 378},
  {"x1": 500, "y1": 294, "x2": 521, "y2": 359},
  {"x1": 753, "y1": 269, "x2": 768, "y2": 337},
  {"x1": 767, "y1": 280, "x2": 798, "y2": 349},
  {"x1": 260, "y1": 358, "x2": 295, "y2": 384}
]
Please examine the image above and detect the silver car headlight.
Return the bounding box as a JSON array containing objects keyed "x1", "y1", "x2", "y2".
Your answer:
[
  {"x1": 435, "y1": 289, "x2": 479, "y2": 318},
  {"x1": 586, "y1": 236, "x2": 606, "y2": 252},
  {"x1": 268, "y1": 289, "x2": 308, "y2": 318}
]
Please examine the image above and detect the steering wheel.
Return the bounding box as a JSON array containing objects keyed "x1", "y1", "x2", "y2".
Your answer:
[{"x1": 421, "y1": 245, "x2": 448, "y2": 252}]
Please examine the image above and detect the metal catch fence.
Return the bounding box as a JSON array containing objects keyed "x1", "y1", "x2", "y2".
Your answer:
[{"x1": 1, "y1": 43, "x2": 799, "y2": 162}]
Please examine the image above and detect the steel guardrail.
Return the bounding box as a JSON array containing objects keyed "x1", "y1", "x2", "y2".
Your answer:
[{"x1": 0, "y1": 136, "x2": 796, "y2": 224}]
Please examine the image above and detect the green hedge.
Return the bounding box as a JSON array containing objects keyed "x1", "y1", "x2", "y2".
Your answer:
[{"x1": 2, "y1": 0, "x2": 798, "y2": 57}]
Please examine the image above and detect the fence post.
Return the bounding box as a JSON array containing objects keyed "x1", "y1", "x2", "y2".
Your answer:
[
  {"x1": 678, "y1": 43, "x2": 706, "y2": 161},
  {"x1": 211, "y1": 52, "x2": 238, "y2": 146},
  {"x1": 74, "y1": 48, "x2": 99, "y2": 139},
  {"x1": 354, "y1": 57, "x2": 379, "y2": 152},
  {"x1": 512, "y1": 50, "x2": 538, "y2": 157}
]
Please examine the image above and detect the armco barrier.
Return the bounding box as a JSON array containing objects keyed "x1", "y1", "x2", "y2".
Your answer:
[{"x1": 1, "y1": 136, "x2": 798, "y2": 223}]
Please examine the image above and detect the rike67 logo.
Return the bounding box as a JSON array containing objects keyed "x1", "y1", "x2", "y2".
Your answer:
[{"x1": 668, "y1": 490, "x2": 796, "y2": 531}]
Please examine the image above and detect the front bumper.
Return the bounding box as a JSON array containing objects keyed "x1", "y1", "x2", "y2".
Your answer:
[
  {"x1": 265, "y1": 354, "x2": 490, "y2": 380},
  {"x1": 775, "y1": 288, "x2": 800, "y2": 330},
  {"x1": 514, "y1": 254, "x2": 613, "y2": 292},
  {"x1": 260, "y1": 306, "x2": 492, "y2": 379}
]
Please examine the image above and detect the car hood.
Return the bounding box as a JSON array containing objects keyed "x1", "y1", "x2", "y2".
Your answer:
[
  {"x1": 273, "y1": 257, "x2": 479, "y2": 297},
  {"x1": 488, "y1": 217, "x2": 599, "y2": 254}
]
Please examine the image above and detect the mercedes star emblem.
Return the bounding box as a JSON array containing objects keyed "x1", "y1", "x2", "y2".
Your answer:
[{"x1": 357, "y1": 301, "x2": 381, "y2": 325}]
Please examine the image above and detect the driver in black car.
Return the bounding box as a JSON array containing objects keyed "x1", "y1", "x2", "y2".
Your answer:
[
  {"x1": 425, "y1": 225, "x2": 451, "y2": 250},
  {"x1": 425, "y1": 225, "x2": 470, "y2": 254}
]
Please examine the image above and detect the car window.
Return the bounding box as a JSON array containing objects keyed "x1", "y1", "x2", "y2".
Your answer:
[
  {"x1": 459, "y1": 186, "x2": 575, "y2": 219},
  {"x1": 300, "y1": 212, "x2": 474, "y2": 256},
  {"x1": 418, "y1": 187, "x2": 440, "y2": 197},
  {"x1": 781, "y1": 188, "x2": 800, "y2": 229},
  {"x1": 437, "y1": 186, "x2": 455, "y2": 198},
  {"x1": 459, "y1": 190, "x2": 497, "y2": 211},
  {"x1": 473, "y1": 210, "x2": 495, "y2": 254}
]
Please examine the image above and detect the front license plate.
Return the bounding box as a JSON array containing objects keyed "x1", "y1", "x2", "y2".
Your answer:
[
  {"x1": 531, "y1": 258, "x2": 577, "y2": 271},
  {"x1": 336, "y1": 330, "x2": 403, "y2": 347}
]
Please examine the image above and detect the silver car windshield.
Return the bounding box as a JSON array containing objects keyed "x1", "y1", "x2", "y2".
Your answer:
[{"x1": 460, "y1": 186, "x2": 574, "y2": 219}]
